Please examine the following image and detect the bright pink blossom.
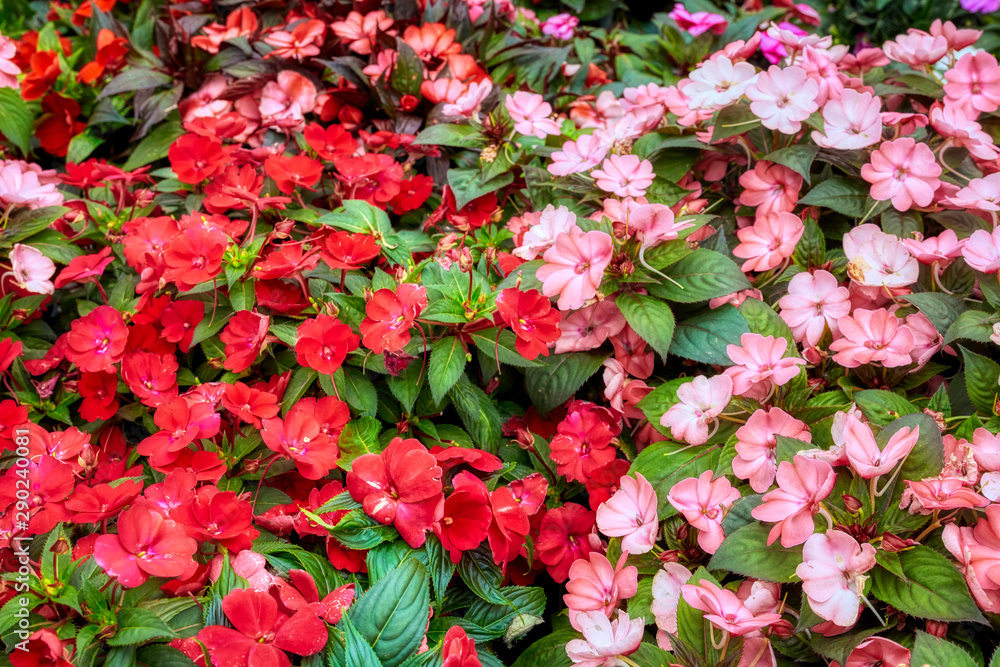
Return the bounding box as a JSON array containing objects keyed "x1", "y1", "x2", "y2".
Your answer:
[
  {"x1": 737, "y1": 162, "x2": 803, "y2": 216},
  {"x1": 681, "y1": 580, "x2": 781, "y2": 635},
  {"x1": 505, "y1": 92, "x2": 561, "y2": 138},
  {"x1": 590, "y1": 155, "x2": 655, "y2": 198},
  {"x1": 668, "y1": 4, "x2": 727, "y2": 36},
  {"x1": 746, "y1": 66, "x2": 819, "y2": 134},
  {"x1": 733, "y1": 212, "x2": 804, "y2": 272},
  {"x1": 830, "y1": 308, "x2": 916, "y2": 368},
  {"x1": 724, "y1": 333, "x2": 805, "y2": 399},
  {"x1": 812, "y1": 89, "x2": 883, "y2": 150},
  {"x1": 563, "y1": 552, "x2": 638, "y2": 630},
  {"x1": 963, "y1": 227, "x2": 1000, "y2": 273},
  {"x1": 944, "y1": 52, "x2": 1000, "y2": 114},
  {"x1": 733, "y1": 408, "x2": 812, "y2": 493},
  {"x1": 681, "y1": 57, "x2": 757, "y2": 110},
  {"x1": 778, "y1": 270, "x2": 850, "y2": 347},
  {"x1": 565, "y1": 611, "x2": 643, "y2": 667},
  {"x1": 843, "y1": 414, "x2": 919, "y2": 479}
]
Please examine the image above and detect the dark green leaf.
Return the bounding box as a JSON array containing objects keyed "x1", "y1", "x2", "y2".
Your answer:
[
  {"x1": 799, "y1": 177, "x2": 886, "y2": 219},
  {"x1": 765, "y1": 145, "x2": 819, "y2": 184},
  {"x1": 337, "y1": 415, "x2": 381, "y2": 470},
  {"x1": 631, "y1": 439, "x2": 722, "y2": 515},
  {"x1": 470, "y1": 329, "x2": 544, "y2": 368},
  {"x1": 3, "y1": 206, "x2": 69, "y2": 244},
  {"x1": 98, "y1": 68, "x2": 174, "y2": 99},
  {"x1": 412, "y1": 123, "x2": 486, "y2": 149},
  {"x1": 649, "y1": 249, "x2": 752, "y2": 303},
  {"x1": 124, "y1": 119, "x2": 185, "y2": 171},
  {"x1": 870, "y1": 546, "x2": 985, "y2": 623},
  {"x1": 429, "y1": 336, "x2": 467, "y2": 404},
  {"x1": 961, "y1": 346, "x2": 1000, "y2": 415},
  {"x1": 108, "y1": 608, "x2": 177, "y2": 646},
  {"x1": 0, "y1": 88, "x2": 32, "y2": 155},
  {"x1": 617, "y1": 292, "x2": 675, "y2": 360},
  {"x1": 391, "y1": 41, "x2": 423, "y2": 96},
  {"x1": 853, "y1": 390, "x2": 918, "y2": 426},
  {"x1": 670, "y1": 304, "x2": 749, "y2": 365},
  {"x1": 350, "y1": 559, "x2": 430, "y2": 667},
  {"x1": 945, "y1": 310, "x2": 1000, "y2": 345},
  {"x1": 281, "y1": 367, "x2": 318, "y2": 415},
  {"x1": 739, "y1": 298, "x2": 796, "y2": 351},
  {"x1": 708, "y1": 522, "x2": 802, "y2": 582},
  {"x1": 901, "y1": 292, "x2": 965, "y2": 335},
  {"x1": 524, "y1": 351, "x2": 607, "y2": 414},
  {"x1": 910, "y1": 631, "x2": 978, "y2": 667},
  {"x1": 711, "y1": 103, "x2": 761, "y2": 142}
]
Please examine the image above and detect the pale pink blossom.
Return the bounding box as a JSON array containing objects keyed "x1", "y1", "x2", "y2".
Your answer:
[
  {"x1": 841, "y1": 637, "x2": 911, "y2": 667},
  {"x1": 799, "y1": 46, "x2": 843, "y2": 106},
  {"x1": 208, "y1": 551, "x2": 276, "y2": 592},
  {"x1": 514, "y1": 205, "x2": 580, "y2": 260},
  {"x1": 680, "y1": 580, "x2": 781, "y2": 635},
  {"x1": 963, "y1": 227, "x2": 1000, "y2": 273},
  {"x1": 667, "y1": 471, "x2": 740, "y2": 554},
  {"x1": 884, "y1": 30, "x2": 949, "y2": 67},
  {"x1": 900, "y1": 230, "x2": 967, "y2": 266},
  {"x1": 733, "y1": 212, "x2": 804, "y2": 272},
  {"x1": 650, "y1": 563, "x2": 692, "y2": 651},
  {"x1": 944, "y1": 51, "x2": 1000, "y2": 115},
  {"x1": 442, "y1": 80, "x2": 492, "y2": 118},
  {"x1": 764, "y1": 23, "x2": 832, "y2": 62},
  {"x1": 541, "y1": 13, "x2": 579, "y2": 40},
  {"x1": 0, "y1": 161, "x2": 64, "y2": 210},
  {"x1": 843, "y1": 224, "x2": 920, "y2": 288},
  {"x1": 906, "y1": 311, "x2": 942, "y2": 368},
  {"x1": 537, "y1": 228, "x2": 614, "y2": 311},
  {"x1": 724, "y1": 333, "x2": 805, "y2": 399},
  {"x1": 905, "y1": 478, "x2": 990, "y2": 512},
  {"x1": 596, "y1": 473, "x2": 658, "y2": 554},
  {"x1": 565, "y1": 610, "x2": 643, "y2": 667},
  {"x1": 590, "y1": 155, "x2": 655, "y2": 198},
  {"x1": 549, "y1": 134, "x2": 610, "y2": 177},
  {"x1": 971, "y1": 428, "x2": 1000, "y2": 472},
  {"x1": 737, "y1": 162, "x2": 803, "y2": 216},
  {"x1": 752, "y1": 455, "x2": 836, "y2": 547},
  {"x1": 745, "y1": 66, "x2": 819, "y2": 134},
  {"x1": 796, "y1": 531, "x2": 876, "y2": 626},
  {"x1": 930, "y1": 19, "x2": 982, "y2": 51},
  {"x1": 0, "y1": 36, "x2": 21, "y2": 89},
  {"x1": 506, "y1": 92, "x2": 562, "y2": 138},
  {"x1": 680, "y1": 56, "x2": 758, "y2": 110},
  {"x1": 668, "y1": 4, "x2": 727, "y2": 36},
  {"x1": 555, "y1": 301, "x2": 626, "y2": 354},
  {"x1": 9, "y1": 244, "x2": 56, "y2": 295},
  {"x1": 942, "y1": 506, "x2": 1000, "y2": 614},
  {"x1": 709, "y1": 288, "x2": 763, "y2": 310},
  {"x1": 929, "y1": 103, "x2": 999, "y2": 160},
  {"x1": 329, "y1": 11, "x2": 395, "y2": 55},
  {"x1": 951, "y1": 173, "x2": 1000, "y2": 212},
  {"x1": 812, "y1": 89, "x2": 883, "y2": 150},
  {"x1": 778, "y1": 270, "x2": 850, "y2": 347},
  {"x1": 258, "y1": 71, "x2": 317, "y2": 130},
  {"x1": 733, "y1": 408, "x2": 811, "y2": 493},
  {"x1": 602, "y1": 359, "x2": 648, "y2": 419},
  {"x1": 660, "y1": 374, "x2": 733, "y2": 445},
  {"x1": 842, "y1": 413, "x2": 919, "y2": 479},
  {"x1": 178, "y1": 75, "x2": 232, "y2": 125},
  {"x1": 830, "y1": 308, "x2": 916, "y2": 368},
  {"x1": 861, "y1": 138, "x2": 942, "y2": 211},
  {"x1": 662, "y1": 85, "x2": 714, "y2": 127},
  {"x1": 563, "y1": 552, "x2": 638, "y2": 630},
  {"x1": 628, "y1": 204, "x2": 692, "y2": 250}
]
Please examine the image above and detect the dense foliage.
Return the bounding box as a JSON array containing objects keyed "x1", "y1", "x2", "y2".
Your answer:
[{"x1": 3, "y1": 0, "x2": 1000, "y2": 666}]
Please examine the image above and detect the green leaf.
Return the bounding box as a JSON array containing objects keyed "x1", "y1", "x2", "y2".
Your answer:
[
  {"x1": 875, "y1": 413, "x2": 944, "y2": 530},
  {"x1": 793, "y1": 217, "x2": 826, "y2": 268},
  {"x1": 124, "y1": 119, "x2": 185, "y2": 171},
  {"x1": 853, "y1": 389, "x2": 918, "y2": 426},
  {"x1": 799, "y1": 177, "x2": 886, "y2": 219},
  {"x1": 424, "y1": 535, "x2": 455, "y2": 609},
  {"x1": 281, "y1": 367, "x2": 318, "y2": 414},
  {"x1": 447, "y1": 167, "x2": 513, "y2": 209},
  {"x1": 135, "y1": 644, "x2": 198, "y2": 667},
  {"x1": 66, "y1": 132, "x2": 104, "y2": 164},
  {"x1": 229, "y1": 279, "x2": 255, "y2": 312},
  {"x1": 470, "y1": 329, "x2": 544, "y2": 368},
  {"x1": 945, "y1": 309, "x2": 1000, "y2": 345},
  {"x1": 342, "y1": 613, "x2": 384, "y2": 666},
  {"x1": 510, "y1": 630, "x2": 576, "y2": 667},
  {"x1": 711, "y1": 103, "x2": 761, "y2": 142},
  {"x1": 458, "y1": 547, "x2": 509, "y2": 606},
  {"x1": 333, "y1": 367, "x2": 378, "y2": 416},
  {"x1": 524, "y1": 351, "x2": 607, "y2": 414},
  {"x1": 617, "y1": 292, "x2": 675, "y2": 360},
  {"x1": 739, "y1": 298, "x2": 796, "y2": 351},
  {"x1": 108, "y1": 608, "x2": 177, "y2": 646},
  {"x1": 708, "y1": 522, "x2": 802, "y2": 582},
  {"x1": 411, "y1": 123, "x2": 486, "y2": 149},
  {"x1": 98, "y1": 68, "x2": 174, "y2": 99},
  {"x1": 337, "y1": 415, "x2": 381, "y2": 470},
  {"x1": 350, "y1": 559, "x2": 429, "y2": 667},
  {"x1": 809, "y1": 627, "x2": 884, "y2": 666},
  {"x1": 0, "y1": 88, "x2": 32, "y2": 155},
  {"x1": 871, "y1": 545, "x2": 985, "y2": 623},
  {"x1": 901, "y1": 292, "x2": 965, "y2": 335},
  {"x1": 390, "y1": 40, "x2": 424, "y2": 96},
  {"x1": 448, "y1": 374, "x2": 503, "y2": 452},
  {"x1": 961, "y1": 346, "x2": 1000, "y2": 415},
  {"x1": 386, "y1": 358, "x2": 424, "y2": 412},
  {"x1": 765, "y1": 145, "x2": 819, "y2": 184},
  {"x1": 670, "y1": 304, "x2": 749, "y2": 365},
  {"x1": 910, "y1": 631, "x2": 978, "y2": 667},
  {"x1": 2, "y1": 206, "x2": 69, "y2": 244},
  {"x1": 648, "y1": 249, "x2": 752, "y2": 303},
  {"x1": 429, "y1": 336, "x2": 467, "y2": 404}
]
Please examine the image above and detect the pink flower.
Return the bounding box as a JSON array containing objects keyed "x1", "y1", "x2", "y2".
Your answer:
[
  {"x1": 563, "y1": 552, "x2": 638, "y2": 630},
  {"x1": 596, "y1": 473, "x2": 658, "y2": 554},
  {"x1": 812, "y1": 89, "x2": 883, "y2": 150},
  {"x1": 799, "y1": 46, "x2": 843, "y2": 106},
  {"x1": 746, "y1": 65, "x2": 820, "y2": 134},
  {"x1": 0, "y1": 161, "x2": 64, "y2": 209},
  {"x1": 905, "y1": 478, "x2": 990, "y2": 512},
  {"x1": 733, "y1": 408, "x2": 811, "y2": 493},
  {"x1": 861, "y1": 138, "x2": 942, "y2": 211},
  {"x1": 329, "y1": 11, "x2": 394, "y2": 55},
  {"x1": 555, "y1": 301, "x2": 626, "y2": 354},
  {"x1": 442, "y1": 80, "x2": 492, "y2": 118},
  {"x1": 259, "y1": 71, "x2": 316, "y2": 130},
  {"x1": 514, "y1": 205, "x2": 579, "y2": 260},
  {"x1": 681, "y1": 57, "x2": 758, "y2": 111},
  {"x1": 590, "y1": 155, "x2": 655, "y2": 198},
  {"x1": 541, "y1": 13, "x2": 579, "y2": 40},
  {"x1": 943, "y1": 504, "x2": 1000, "y2": 614},
  {"x1": 0, "y1": 36, "x2": 21, "y2": 89},
  {"x1": 737, "y1": 162, "x2": 803, "y2": 216},
  {"x1": 628, "y1": 204, "x2": 692, "y2": 250},
  {"x1": 565, "y1": 610, "x2": 643, "y2": 667},
  {"x1": 506, "y1": 92, "x2": 562, "y2": 138},
  {"x1": 680, "y1": 580, "x2": 781, "y2": 636},
  {"x1": 900, "y1": 230, "x2": 966, "y2": 266},
  {"x1": 663, "y1": 84, "x2": 714, "y2": 126},
  {"x1": 660, "y1": 374, "x2": 733, "y2": 445},
  {"x1": 733, "y1": 212, "x2": 804, "y2": 272},
  {"x1": 952, "y1": 172, "x2": 1000, "y2": 211},
  {"x1": 843, "y1": 224, "x2": 919, "y2": 288},
  {"x1": 842, "y1": 413, "x2": 919, "y2": 479},
  {"x1": 549, "y1": 135, "x2": 609, "y2": 177},
  {"x1": 929, "y1": 103, "x2": 999, "y2": 161},
  {"x1": 796, "y1": 530, "x2": 876, "y2": 626},
  {"x1": 830, "y1": 308, "x2": 916, "y2": 368},
  {"x1": 668, "y1": 3, "x2": 727, "y2": 36},
  {"x1": 842, "y1": 637, "x2": 912, "y2": 667},
  {"x1": 883, "y1": 30, "x2": 949, "y2": 67},
  {"x1": 724, "y1": 333, "x2": 805, "y2": 399},
  {"x1": 944, "y1": 52, "x2": 1000, "y2": 115},
  {"x1": 906, "y1": 311, "x2": 942, "y2": 368},
  {"x1": 752, "y1": 455, "x2": 836, "y2": 547},
  {"x1": 537, "y1": 227, "x2": 614, "y2": 311},
  {"x1": 650, "y1": 563, "x2": 692, "y2": 650},
  {"x1": 10, "y1": 244, "x2": 56, "y2": 295},
  {"x1": 667, "y1": 471, "x2": 741, "y2": 554},
  {"x1": 778, "y1": 270, "x2": 850, "y2": 347},
  {"x1": 963, "y1": 227, "x2": 1000, "y2": 273}
]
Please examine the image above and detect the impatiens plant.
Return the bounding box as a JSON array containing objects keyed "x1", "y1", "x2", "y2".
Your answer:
[{"x1": 4, "y1": 0, "x2": 1000, "y2": 666}]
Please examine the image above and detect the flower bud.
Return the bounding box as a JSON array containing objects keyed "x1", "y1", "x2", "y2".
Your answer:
[
  {"x1": 925, "y1": 620, "x2": 948, "y2": 638},
  {"x1": 881, "y1": 531, "x2": 918, "y2": 552},
  {"x1": 842, "y1": 494, "x2": 863, "y2": 514}
]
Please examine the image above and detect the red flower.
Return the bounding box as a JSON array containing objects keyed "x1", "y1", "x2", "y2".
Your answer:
[
  {"x1": 333, "y1": 153, "x2": 404, "y2": 205},
  {"x1": 486, "y1": 485, "x2": 530, "y2": 565},
  {"x1": 163, "y1": 226, "x2": 228, "y2": 291},
  {"x1": 256, "y1": 280, "x2": 309, "y2": 315},
  {"x1": 435, "y1": 471, "x2": 492, "y2": 563},
  {"x1": 295, "y1": 314, "x2": 360, "y2": 375},
  {"x1": 0, "y1": 399, "x2": 28, "y2": 450},
  {"x1": 65, "y1": 305, "x2": 128, "y2": 373},
  {"x1": 261, "y1": 403, "x2": 339, "y2": 480},
  {"x1": 359, "y1": 284, "x2": 428, "y2": 354},
  {"x1": 160, "y1": 300, "x2": 205, "y2": 353},
  {"x1": 319, "y1": 231, "x2": 380, "y2": 270},
  {"x1": 137, "y1": 396, "x2": 221, "y2": 454},
  {"x1": 264, "y1": 154, "x2": 323, "y2": 194},
  {"x1": 9, "y1": 630, "x2": 73, "y2": 667},
  {"x1": 219, "y1": 311, "x2": 270, "y2": 372},
  {"x1": 168, "y1": 134, "x2": 229, "y2": 184},
  {"x1": 585, "y1": 459, "x2": 631, "y2": 510},
  {"x1": 79, "y1": 371, "x2": 118, "y2": 422},
  {"x1": 347, "y1": 437, "x2": 444, "y2": 547},
  {"x1": 54, "y1": 247, "x2": 114, "y2": 289},
  {"x1": 65, "y1": 479, "x2": 142, "y2": 523},
  {"x1": 430, "y1": 445, "x2": 503, "y2": 473},
  {"x1": 442, "y1": 626, "x2": 481, "y2": 667},
  {"x1": 172, "y1": 485, "x2": 259, "y2": 552},
  {"x1": 494, "y1": 288, "x2": 560, "y2": 360},
  {"x1": 536, "y1": 503, "x2": 599, "y2": 582},
  {"x1": 36, "y1": 92, "x2": 86, "y2": 157},
  {"x1": 197, "y1": 589, "x2": 326, "y2": 667},
  {"x1": 274, "y1": 569, "x2": 355, "y2": 624},
  {"x1": 93, "y1": 505, "x2": 198, "y2": 587},
  {"x1": 444, "y1": 187, "x2": 498, "y2": 231},
  {"x1": 77, "y1": 28, "x2": 128, "y2": 84},
  {"x1": 508, "y1": 473, "x2": 549, "y2": 516},
  {"x1": 21, "y1": 50, "x2": 60, "y2": 101},
  {"x1": 0, "y1": 456, "x2": 73, "y2": 534},
  {"x1": 121, "y1": 351, "x2": 179, "y2": 408},
  {"x1": 252, "y1": 243, "x2": 319, "y2": 281},
  {"x1": 204, "y1": 164, "x2": 290, "y2": 214},
  {"x1": 0, "y1": 337, "x2": 22, "y2": 375},
  {"x1": 391, "y1": 174, "x2": 434, "y2": 214},
  {"x1": 304, "y1": 122, "x2": 357, "y2": 160},
  {"x1": 222, "y1": 381, "x2": 279, "y2": 428},
  {"x1": 548, "y1": 401, "x2": 622, "y2": 484}
]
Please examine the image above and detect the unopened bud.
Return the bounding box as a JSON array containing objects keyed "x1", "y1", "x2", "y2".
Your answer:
[
  {"x1": 881, "y1": 532, "x2": 918, "y2": 552},
  {"x1": 843, "y1": 494, "x2": 863, "y2": 514},
  {"x1": 925, "y1": 620, "x2": 948, "y2": 638},
  {"x1": 273, "y1": 219, "x2": 295, "y2": 238},
  {"x1": 51, "y1": 537, "x2": 71, "y2": 555},
  {"x1": 657, "y1": 550, "x2": 682, "y2": 563},
  {"x1": 769, "y1": 619, "x2": 795, "y2": 639},
  {"x1": 458, "y1": 248, "x2": 474, "y2": 273}
]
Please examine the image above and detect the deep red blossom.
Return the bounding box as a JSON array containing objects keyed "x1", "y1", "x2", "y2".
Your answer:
[
  {"x1": 261, "y1": 404, "x2": 339, "y2": 480},
  {"x1": 137, "y1": 397, "x2": 221, "y2": 455},
  {"x1": 304, "y1": 122, "x2": 358, "y2": 160},
  {"x1": 548, "y1": 400, "x2": 622, "y2": 484},
  {"x1": 0, "y1": 337, "x2": 22, "y2": 376},
  {"x1": 435, "y1": 471, "x2": 492, "y2": 563},
  {"x1": 252, "y1": 244, "x2": 319, "y2": 281},
  {"x1": 347, "y1": 437, "x2": 444, "y2": 547},
  {"x1": 391, "y1": 175, "x2": 434, "y2": 214},
  {"x1": 273, "y1": 569, "x2": 355, "y2": 624},
  {"x1": 93, "y1": 505, "x2": 198, "y2": 588},
  {"x1": 494, "y1": 288, "x2": 561, "y2": 360},
  {"x1": 77, "y1": 28, "x2": 128, "y2": 84},
  {"x1": 168, "y1": 134, "x2": 229, "y2": 184},
  {"x1": 54, "y1": 247, "x2": 114, "y2": 289},
  {"x1": 160, "y1": 300, "x2": 205, "y2": 353},
  {"x1": 172, "y1": 485, "x2": 260, "y2": 552},
  {"x1": 65, "y1": 305, "x2": 128, "y2": 373},
  {"x1": 0, "y1": 399, "x2": 29, "y2": 450},
  {"x1": 536, "y1": 503, "x2": 600, "y2": 582},
  {"x1": 121, "y1": 352, "x2": 179, "y2": 407},
  {"x1": 78, "y1": 371, "x2": 118, "y2": 422},
  {"x1": 295, "y1": 314, "x2": 359, "y2": 375},
  {"x1": 256, "y1": 280, "x2": 309, "y2": 315},
  {"x1": 222, "y1": 381, "x2": 279, "y2": 428},
  {"x1": 264, "y1": 154, "x2": 323, "y2": 194},
  {"x1": 442, "y1": 626, "x2": 481, "y2": 667},
  {"x1": 508, "y1": 473, "x2": 549, "y2": 516},
  {"x1": 430, "y1": 445, "x2": 503, "y2": 473},
  {"x1": 21, "y1": 52, "x2": 60, "y2": 101},
  {"x1": 443, "y1": 187, "x2": 498, "y2": 231},
  {"x1": 204, "y1": 164, "x2": 290, "y2": 213},
  {"x1": 333, "y1": 153, "x2": 404, "y2": 205},
  {"x1": 0, "y1": 456, "x2": 73, "y2": 534},
  {"x1": 359, "y1": 284, "x2": 428, "y2": 354},
  {"x1": 9, "y1": 630, "x2": 73, "y2": 667},
  {"x1": 163, "y1": 226, "x2": 228, "y2": 291},
  {"x1": 486, "y1": 485, "x2": 530, "y2": 565},
  {"x1": 219, "y1": 311, "x2": 270, "y2": 372},
  {"x1": 319, "y1": 231, "x2": 380, "y2": 270},
  {"x1": 65, "y1": 480, "x2": 142, "y2": 523},
  {"x1": 36, "y1": 93, "x2": 86, "y2": 157},
  {"x1": 585, "y1": 459, "x2": 631, "y2": 510}
]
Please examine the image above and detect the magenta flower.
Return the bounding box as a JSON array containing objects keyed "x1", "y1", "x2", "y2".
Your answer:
[
  {"x1": 752, "y1": 455, "x2": 835, "y2": 547},
  {"x1": 596, "y1": 473, "x2": 658, "y2": 554},
  {"x1": 733, "y1": 408, "x2": 812, "y2": 493},
  {"x1": 733, "y1": 212, "x2": 804, "y2": 272},
  {"x1": 668, "y1": 3, "x2": 727, "y2": 36},
  {"x1": 505, "y1": 92, "x2": 561, "y2": 139},
  {"x1": 667, "y1": 471, "x2": 740, "y2": 554},
  {"x1": 842, "y1": 413, "x2": 919, "y2": 479},
  {"x1": 861, "y1": 138, "x2": 942, "y2": 211},
  {"x1": 723, "y1": 333, "x2": 805, "y2": 400},
  {"x1": 778, "y1": 270, "x2": 850, "y2": 347},
  {"x1": 844, "y1": 638, "x2": 912, "y2": 667},
  {"x1": 796, "y1": 530, "x2": 876, "y2": 626},
  {"x1": 541, "y1": 13, "x2": 579, "y2": 40},
  {"x1": 680, "y1": 580, "x2": 781, "y2": 636},
  {"x1": 590, "y1": 154, "x2": 655, "y2": 198},
  {"x1": 660, "y1": 374, "x2": 733, "y2": 445},
  {"x1": 537, "y1": 227, "x2": 614, "y2": 311},
  {"x1": 829, "y1": 308, "x2": 916, "y2": 368}
]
